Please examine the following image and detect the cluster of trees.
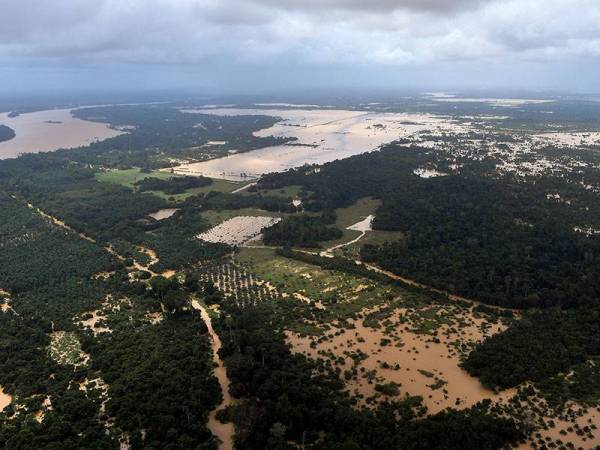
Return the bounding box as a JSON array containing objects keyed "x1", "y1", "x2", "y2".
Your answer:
[
  {"x1": 87, "y1": 313, "x2": 221, "y2": 449},
  {"x1": 134, "y1": 175, "x2": 212, "y2": 195},
  {"x1": 463, "y1": 309, "x2": 600, "y2": 389},
  {"x1": 0, "y1": 195, "x2": 224, "y2": 448},
  {"x1": 1, "y1": 165, "x2": 228, "y2": 273},
  {"x1": 262, "y1": 215, "x2": 342, "y2": 248},
  {"x1": 0, "y1": 306, "x2": 118, "y2": 449},
  {"x1": 198, "y1": 191, "x2": 297, "y2": 213},
  {"x1": 537, "y1": 357, "x2": 600, "y2": 409},
  {"x1": 258, "y1": 145, "x2": 600, "y2": 310},
  {"x1": 361, "y1": 175, "x2": 600, "y2": 309},
  {"x1": 0, "y1": 124, "x2": 15, "y2": 143},
  {"x1": 70, "y1": 105, "x2": 294, "y2": 169},
  {"x1": 0, "y1": 193, "x2": 117, "y2": 294}
]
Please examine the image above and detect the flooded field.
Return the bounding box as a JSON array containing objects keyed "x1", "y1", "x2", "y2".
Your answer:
[
  {"x1": 237, "y1": 248, "x2": 514, "y2": 412},
  {"x1": 174, "y1": 108, "x2": 468, "y2": 180},
  {"x1": 0, "y1": 108, "x2": 125, "y2": 159},
  {"x1": 197, "y1": 215, "x2": 281, "y2": 245},
  {"x1": 287, "y1": 309, "x2": 511, "y2": 413}
]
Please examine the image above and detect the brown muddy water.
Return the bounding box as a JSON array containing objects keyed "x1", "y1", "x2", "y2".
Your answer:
[
  {"x1": 192, "y1": 300, "x2": 235, "y2": 450},
  {"x1": 0, "y1": 109, "x2": 125, "y2": 159},
  {"x1": 174, "y1": 108, "x2": 468, "y2": 180}
]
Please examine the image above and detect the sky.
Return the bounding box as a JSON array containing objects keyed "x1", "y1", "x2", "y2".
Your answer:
[{"x1": 1, "y1": 0, "x2": 599, "y2": 95}]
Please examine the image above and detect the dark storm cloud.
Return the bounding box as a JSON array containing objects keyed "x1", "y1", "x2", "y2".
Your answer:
[{"x1": 0, "y1": 0, "x2": 599, "y2": 92}]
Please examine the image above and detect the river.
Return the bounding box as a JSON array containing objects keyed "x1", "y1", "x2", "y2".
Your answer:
[{"x1": 0, "y1": 108, "x2": 124, "y2": 159}]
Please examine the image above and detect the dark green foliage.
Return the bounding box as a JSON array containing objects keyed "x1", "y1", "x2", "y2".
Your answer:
[
  {"x1": 0, "y1": 312, "x2": 53, "y2": 398},
  {"x1": 135, "y1": 175, "x2": 211, "y2": 194},
  {"x1": 362, "y1": 175, "x2": 600, "y2": 309},
  {"x1": 537, "y1": 358, "x2": 600, "y2": 409},
  {"x1": 262, "y1": 216, "x2": 342, "y2": 248},
  {"x1": 463, "y1": 309, "x2": 600, "y2": 389},
  {"x1": 260, "y1": 146, "x2": 600, "y2": 309},
  {"x1": 0, "y1": 193, "x2": 117, "y2": 294},
  {"x1": 0, "y1": 312, "x2": 116, "y2": 449},
  {"x1": 88, "y1": 313, "x2": 221, "y2": 449},
  {"x1": 70, "y1": 105, "x2": 295, "y2": 169},
  {"x1": 199, "y1": 191, "x2": 297, "y2": 213},
  {"x1": 18, "y1": 170, "x2": 166, "y2": 243}
]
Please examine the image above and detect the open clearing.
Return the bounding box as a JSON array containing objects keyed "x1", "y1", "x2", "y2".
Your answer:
[
  {"x1": 148, "y1": 208, "x2": 179, "y2": 220},
  {"x1": 318, "y1": 197, "x2": 403, "y2": 256},
  {"x1": 197, "y1": 215, "x2": 281, "y2": 246},
  {"x1": 96, "y1": 168, "x2": 245, "y2": 200},
  {"x1": 48, "y1": 331, "x2": 90, "y2": 366}
]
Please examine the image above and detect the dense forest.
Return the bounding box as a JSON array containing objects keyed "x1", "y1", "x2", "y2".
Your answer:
[
  {"x1": 463, "y1": 309, "x2": 600, "y2": 389},
  {"x1": 258, "y1": 145, "x2": 600, "y2": 310},
  {"x1": 0, "y1": 194, "x2": 222, "y2": 448},
  {"x1": 134, "y1": 174, "x2": 212, "y2": 194},
  {"x1": 0, "y1": 193, "x2": 117, "y2": 295},
  {"x1": 88, "y1": 313, "x2": 221, "y2": 449},
  {"x1": 0, "y1": 124, "x2": 15, "y2": 143},
  {"x1": 262, "y1": 215, "x2": 342, "y2": 248}
]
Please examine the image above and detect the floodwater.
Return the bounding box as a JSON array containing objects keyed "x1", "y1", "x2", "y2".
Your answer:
[
  {"x1": 192, "y1": 300, "x2": 234, "y2": 450},
  {"x1": 0, "y1": 108, "x2": 124, "y2": 159},
  {"x1": 287, "y1": 309, "x2": 513, "y2": 413},
  {"x1": 175, "y1": 108, "x2": 467, "y2": 180},
  {"x1": 0, "y1": 386, "x2": 12, "y2": 411}
]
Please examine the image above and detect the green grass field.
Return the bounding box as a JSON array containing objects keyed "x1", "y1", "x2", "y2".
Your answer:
[
  {"x1": 237, "y1": 247, "x2": 408, "y2": 325},
  {"x1": 95, "y1": 168, "x2": 247, "y2": 201}
]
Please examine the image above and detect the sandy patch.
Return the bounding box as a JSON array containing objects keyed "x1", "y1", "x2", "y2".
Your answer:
[
  {"x1": 148, "y1": 208, "x2": 179, "y2": 221},
  {"x1": 413, "y1": 168, "x2": 448, "y2": 178},
  {"x1": 0, "y1": 386, "x2": 12, "y2": 412},
  {"x1": 534, "y1": 131, "x2": 600, "y2": 147},
  {"x1": 347, "y1": 215, "x2": 374, "y2": 232},
  {"x1": 48, "y1": 331, "x2": 90, "y2": 366}
]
